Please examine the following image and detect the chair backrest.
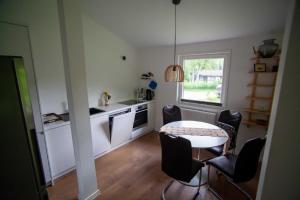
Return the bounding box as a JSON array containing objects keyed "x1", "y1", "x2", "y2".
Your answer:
[
  {"x1": 218, "y1": 110, "x2": 242, "y2": 133},
  {"x1": 162, "y1": 105, "x2": 182, "y2": 125},
  {"x1": 159, "y1": 132, "x2": 193, "y2": 182},
  {"x1": 218, "y1": 110, "x2": 242, "y2": 148},
  {"x1": 233, "y1": 137, "x2": 266, "y2": 183},
  {"x1": 216, "y1": 122, "x2": 236, "y2": 150}
]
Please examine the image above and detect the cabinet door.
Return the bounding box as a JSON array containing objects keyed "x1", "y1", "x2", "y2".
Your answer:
[
  {"x1": 45, "y1": 125, "x2": 75, "y2": 179},
  {"x1": 90, "y1": 115, "x2": 110, "y2": 157},
  {"x1": 111, "y1": 111, "x2": 135, "y2": 147}
]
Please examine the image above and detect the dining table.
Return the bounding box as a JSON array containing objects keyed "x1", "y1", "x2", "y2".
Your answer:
[{"x1": 160, "y1": 120, "x2": 229, "y2": 186}]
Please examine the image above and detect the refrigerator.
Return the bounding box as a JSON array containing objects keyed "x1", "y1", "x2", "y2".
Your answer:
[{"x1": 0, "y1": 56, "x2": 48, "y2": 199}]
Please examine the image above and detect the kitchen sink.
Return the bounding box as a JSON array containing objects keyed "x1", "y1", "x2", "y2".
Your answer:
[{"x1": 89, "y1": 107, "x2": 105, "y2": 115}]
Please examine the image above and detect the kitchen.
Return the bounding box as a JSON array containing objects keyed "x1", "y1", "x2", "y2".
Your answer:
[
  {"x1": 0, "y1": 0, "x2": 298, "y2": 200},
  {"x1": 44, "y1": 99, "x2": 155, "y2": 180},
  {"x1": 0, "y1": 2, "x2": 158, "y2": 197}
]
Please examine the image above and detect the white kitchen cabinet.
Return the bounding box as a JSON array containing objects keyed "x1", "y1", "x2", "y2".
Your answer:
[
  {"x1": 44, "y1": 101, "x2": 155, "y2": 180},
  {"x1": 45, "y1": 125, "x2": 75, "y2": 179},
  {"x1": 90, "y1": 115, "x2": 110, "y2": 157},
  {"x1": 111, "y1": 111, "x2": 135, "y2": 147}
]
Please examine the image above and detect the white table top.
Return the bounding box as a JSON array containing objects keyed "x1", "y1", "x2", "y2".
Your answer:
[{"x1": 161, "y1": 120, "x2": 228, "y2": 149}]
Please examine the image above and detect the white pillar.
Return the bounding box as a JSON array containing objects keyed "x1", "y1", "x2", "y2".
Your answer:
[
  {"x1": 256, "y1": 1, "x2": 300, "y2": 199},
  {"x1": 57, "y1": 0, "x2": 99, "y2": 199}
]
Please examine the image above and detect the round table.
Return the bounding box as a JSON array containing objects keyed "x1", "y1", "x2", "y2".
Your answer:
[
  {"x1": 160, "y1": 120, "x2": 229, "y2": 186},
  {"x1": 161, "y1": 120, "x2": 228, "y2": 149}
]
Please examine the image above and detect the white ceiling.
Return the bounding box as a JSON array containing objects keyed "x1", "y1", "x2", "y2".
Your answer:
[{"x1": 82, "y1": 0, "x2": 289, "y2": 47}]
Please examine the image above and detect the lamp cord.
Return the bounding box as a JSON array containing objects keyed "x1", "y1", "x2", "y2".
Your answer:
[{"x1": 173, "y1": 3, "x2": 177, "y2": 70}]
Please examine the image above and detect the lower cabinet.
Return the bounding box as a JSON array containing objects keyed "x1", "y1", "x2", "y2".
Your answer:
[
  {"x1": 44, "y1": 102, "x2": 155, "y2": 180},
  {"x1": 45, "y1": 115, "x2": 111, "y2": 179},
  {"x1": 45, "y1": 125, "x2": 75, "y2": 179},
  {"x1": 90, "y1": 115, "x2": 110, "y2": 156},
  {"x1": 111, "y1": 111, "x2": 135, "y2": 147}
]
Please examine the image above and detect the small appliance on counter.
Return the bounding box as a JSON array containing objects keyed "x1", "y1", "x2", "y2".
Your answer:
[
  {"x1": 136, "y1": 88, "x2": 155, "y2": 101},
  {"x1": 136, "y1": 88, "x2": 145, "y2": 101},
  {"x1": 146, "y1": 89, "x2": 154, "y2": 100}
]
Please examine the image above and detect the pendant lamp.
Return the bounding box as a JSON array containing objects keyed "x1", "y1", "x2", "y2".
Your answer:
[{"x1": 164, "y1": 0, "x2": 184, "y2": 82}]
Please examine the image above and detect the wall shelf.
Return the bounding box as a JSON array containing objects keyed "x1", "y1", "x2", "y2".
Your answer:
[
  {"x1": 243, "y1": 56, "x2": 279, "y2": 129},
  {"x1": 244, "y1": 108, "x2": 271, "y2": 115},
  {"x1": 247, "y1": 83, "x2": 275, "y2": 88},
  {"x1": 243, "y1": 120, "x2": 268, "y2": 128},
  {"x1": 246, "y1": 96, "x2": 273, "y2": 101},
  {"x1": 248, "y1": 71, "x2": 277, "y2": 74},
  {"x1": 250, "y1": 56, "x2": 280, "y2": 61}
]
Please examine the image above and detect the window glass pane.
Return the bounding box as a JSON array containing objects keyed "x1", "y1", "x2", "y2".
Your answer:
[{"x1": 182, "y1": 58, "x2": 224, "y2": 104}]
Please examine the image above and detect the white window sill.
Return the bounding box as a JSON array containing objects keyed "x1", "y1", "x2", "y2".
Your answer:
[{"x1": 178, "y1": 100, "x2": 224, "y2": 113}]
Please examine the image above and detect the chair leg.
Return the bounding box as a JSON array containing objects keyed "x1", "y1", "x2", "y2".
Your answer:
[
  {"x1": 197, "y1": 169, "x2": 202, "y2": 194},
  {"x1": 193, "y1": 168, "x2": 203, "y2": 200},
  {"x1": 161, "y1": 179, "x2": 174, "y2": 200},
  {"x1": 207, "y1": 165, "x2": 253, "y2": 200}
]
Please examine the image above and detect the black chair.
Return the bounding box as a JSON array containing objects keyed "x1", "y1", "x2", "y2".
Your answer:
[
  {"x1": 162, "y1": 105, "x2": 182, "y2": 125},
  {"x1": 207, "y1": 110, "x2": 242, "y2": 156},
  {"x1": 159, "y1": 132, "x2": 204, "y2": 200},
  {"x1": 206, "y1": 137, "x2": 266, "y2": 200}
]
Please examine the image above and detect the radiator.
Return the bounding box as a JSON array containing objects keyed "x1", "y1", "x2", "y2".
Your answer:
[{"x1": 181, "y1": 108, "x2": 217, "y2": 123}]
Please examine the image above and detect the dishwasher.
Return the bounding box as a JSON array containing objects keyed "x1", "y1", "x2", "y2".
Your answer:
[{"x1": 109, "y1": 108, "x2": 135, "y2": 147}]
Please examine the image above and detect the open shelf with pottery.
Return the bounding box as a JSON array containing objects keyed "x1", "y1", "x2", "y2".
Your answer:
[{"x1": 243, "y1": 40, "x2": 280, "y2": 129}]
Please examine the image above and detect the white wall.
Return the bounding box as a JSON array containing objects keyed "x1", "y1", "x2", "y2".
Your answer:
[
  {"x1": 82, "y1": 14, "x2": 139, "y2": 107},
  {"x1": 139, "y1": 33, "x2": 282, "y2": 151},
  {"x1": 0, "y1": 0, "x2": 67, "y2": 115},
  {"x1": 257, "y1": 1, "x2": 300, "y2": 199},
  {"x1": 0, "y1": 2, "x2": 140, "y2": 114}
]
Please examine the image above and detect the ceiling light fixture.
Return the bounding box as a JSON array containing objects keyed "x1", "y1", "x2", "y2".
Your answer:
[{"x1": 164, "y1": 0, "x2": 184, "y2": 82}]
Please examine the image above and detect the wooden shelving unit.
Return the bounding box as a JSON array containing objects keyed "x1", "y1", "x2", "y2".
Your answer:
[
  {"x1": 247, "y1": 83, "x2": 275, "y2": 87},
  {"x1": 244, "y1": 108, "x2": 271, "y2": 115},
  {"x1": 243, "y1": 120, "x2": 269, "y2": 128},
  {"x1": 243, "y1": 56, "x2": 279, "y2": 129},
  {"x1": 246, "y1": 96, "x2": 273, "y2": 100}
]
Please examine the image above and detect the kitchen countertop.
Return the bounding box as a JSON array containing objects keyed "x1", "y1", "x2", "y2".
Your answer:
[{"x1": 43, "y1": 100, "x2": 154, "y2": 131}]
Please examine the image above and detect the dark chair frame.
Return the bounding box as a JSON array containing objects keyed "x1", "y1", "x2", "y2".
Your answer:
[
  {"x1": 159, "y1": 132, "x2": 204, "y2": 200},
  {"x1": 162, "y1": 105, "x2": 182, "y2": 125},
  {"x1": 206, "y1": 137, "x2": 266, "y2": 200},
  {"x1": 207, "y1": 164, "x2": 253, "y2": 200},
  {"x1": 207, "y1": 110, "x2": 242, "y2": 157}
]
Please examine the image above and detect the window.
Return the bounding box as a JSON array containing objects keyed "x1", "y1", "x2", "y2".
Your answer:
[{"x1": 178, "y1": 52, "x2": 230, "y2": 107}]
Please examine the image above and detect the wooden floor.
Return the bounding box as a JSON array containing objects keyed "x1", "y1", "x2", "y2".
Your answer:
[{"x1": 48, "y1": 132, "x2": 260, "y2": 200}]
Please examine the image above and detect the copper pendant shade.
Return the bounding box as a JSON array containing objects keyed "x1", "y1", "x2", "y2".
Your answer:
[
  {"x1": 165, "y1": 65, "x2": 184, "y2": 82},
  {"x1": 164, "y1": 0, "x2": 184, "y2": 82}
]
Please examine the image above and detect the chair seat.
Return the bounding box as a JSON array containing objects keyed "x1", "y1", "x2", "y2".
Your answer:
[
  {"x1": 206, "y1": 145, "x2": 224, "y2": 156},
  {"x1": 207, "y1": 154, "x2": 237, "y2": 178}
]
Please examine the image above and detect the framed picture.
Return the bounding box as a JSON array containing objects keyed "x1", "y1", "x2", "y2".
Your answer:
[{"x1": 254, "y1": 63, "x2": 266, "y2": 72}]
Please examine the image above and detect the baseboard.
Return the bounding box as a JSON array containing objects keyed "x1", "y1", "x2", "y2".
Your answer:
[{"x1": 81, "y1": 189, "x2": 100, "y2": 200}]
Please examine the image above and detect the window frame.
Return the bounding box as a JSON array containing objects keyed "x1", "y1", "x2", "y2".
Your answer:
[{"x1": 177, "y1": 51, "x2": 231, "y2": 109}]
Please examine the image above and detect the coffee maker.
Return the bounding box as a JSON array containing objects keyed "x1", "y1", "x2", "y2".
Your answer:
[{"x1": 146, "y1": 89, "x2": 154, "y2": 100}]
